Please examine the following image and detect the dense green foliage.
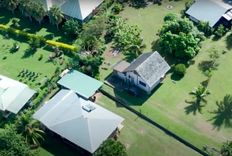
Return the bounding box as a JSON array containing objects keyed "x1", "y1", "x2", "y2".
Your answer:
[
  {"x1": 94, "y1": 139, "x2": 127, "y2": 156},
  {"x1": 0, "y1": 125, "x2": 36, "y2": 156},
  {"x1": 158, "y1": 14, "x2": 203, "y2": 60},
  {"x1": 48, "y1": 6, "x2": 64, "y2": 29},
  {"x1": 110, "y1": 17, "x2": 145, "y2": 60},
  {"x1": 15, "y1": 110, "x2": 44, "y2": 146},
  {"x1": 221, "y1": 141, "x2": 232, "y2": 156},
  {"x1": 197, "y1": 21, "x2": 213, "y2": 37},
  {"x1": 62, "y1": 19, "x2": 81, "y2": 37},
  {"x1": 215, "y1": 24, "x2": 227, "y2": 38},
  {"x1": 174, "y1": 63, "x2": 186, "y2": 76}
]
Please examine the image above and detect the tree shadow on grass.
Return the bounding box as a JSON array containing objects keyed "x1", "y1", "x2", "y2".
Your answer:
[
  {"x1": 21, "y1": 48, "x2": 37, "y2": 58},
  {"x1": 209, "y1": 96, "x2": 232, "y2": 130},
  {"x1": 209, "y1": 112, "x2": 232, "y2": 130},
  {"x1": 185, "y1": 100, "x2": 205, "y2": 115}
]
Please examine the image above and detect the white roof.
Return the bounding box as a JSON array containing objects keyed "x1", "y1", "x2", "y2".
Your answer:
[
  {"x1": 33, "y1": 89, "x2": 124, "y2": 153},
  {"x1": 0, "y1": 75, "x2": 36, "y2": 114},
  {"x1": 46, "y1": 0, "x2": 103, "y2": 21},
  {"x1": 186, "y1": 0, "x2": 232, "y2": 27}
]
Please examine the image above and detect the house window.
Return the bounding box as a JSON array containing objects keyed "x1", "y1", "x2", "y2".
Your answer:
[{"x1": 139, "y1": 81, "x2": 146, "y2": 87}]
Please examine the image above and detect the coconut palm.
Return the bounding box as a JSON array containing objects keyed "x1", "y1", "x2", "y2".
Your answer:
[
  {"x1": 15, "y1": 110, "x2": 44, "y2": 146},
  {"x1": 186, "y1": 85, "x2": 210, "y2": 114},
  {"x1": 23, "y1": 120, "x2": 44, "y2": 146},
  {"x1": 48, "y1": 6, "x2": 64, "y2": 29},
  {"x1": 31, "y1": 2, "x2": 46, "y2": 24},
  {"x1": 190, "y1": 85, "x2": 210, "y2": 104},
  {"x1": 18, "y1": 0, "x2": 33, "y2": 21},
  {"x1": 2, "y1": 0, "x2": 19, "y2": 13}
]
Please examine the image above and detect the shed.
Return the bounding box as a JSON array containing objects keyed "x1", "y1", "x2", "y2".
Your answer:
[{"x1": 57, "y1": 70, "x2": 103, "y2": 99}]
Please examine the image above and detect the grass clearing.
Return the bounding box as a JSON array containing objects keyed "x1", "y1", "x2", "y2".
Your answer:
[
  {"x1": 100, "y1": 0, "x2": 232, "y2": 150},
  {"x1": 97, "y1": 94, "x2": 200, "y2": 156}
]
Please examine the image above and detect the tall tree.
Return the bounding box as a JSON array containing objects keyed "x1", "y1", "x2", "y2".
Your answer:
[
  {"x1": 15, "y1": 110, "x2": 44, "y2": 146},
  {"x1": 188, "y1": 85, "x2": 210, "y2": 113},
  {"x1": 2, "y1": 0, "x2": 19, "y2": 13},
  {"x1": 48, "y1": 6, "x2": 64, "y2": 29},
  {"x1": 18, "y1": 0, "x2": 33, "y2": 21},
  {"x1": 158, "y1": 14, "x2": 203, "y2": 60},
  {"x1": 0, "y1": 124, "x2": 36, "y2": 156},
  {"x1": 31, "y1": 2, "x2": 46, "y2": 24}
]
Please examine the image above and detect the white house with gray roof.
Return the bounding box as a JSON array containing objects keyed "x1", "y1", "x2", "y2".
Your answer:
[
  {"x1": 113, "y1": 52, "x2": 170, "y2": 94},
  {"x1": 0, "y1": 75, "x2": 36, "y2": 115},
  {"x1": 44, "y1": 0, "x2": 103, "y2": 21},
  {"x1": 186, "y1": 0, "x2": 232, "y2": 27},
  {"x1": 33, "y1": 89, "x2": 124, "y2": 153}
]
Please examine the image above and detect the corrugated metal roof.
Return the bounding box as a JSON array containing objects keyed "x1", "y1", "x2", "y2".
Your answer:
[
  {"x1": 0, "y1": 75, "x2": 36, "y2": 114},
  {"x1": 186, "y1": 0, "x2": 232, "y2": 27},
  {"x1": 124, "y1": 52, "x2": 170, "y2": 88},
  {"x1": 33, "y1": 89, "x2": 124, "y2": 153},
  {"x1": 57, "y1": 70, "x2": 103, "y2": 99},
  {"x1": 45, "y1": 0, "x2": 103, "y2": 21}
]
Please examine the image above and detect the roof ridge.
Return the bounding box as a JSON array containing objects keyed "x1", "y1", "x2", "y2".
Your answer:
[{"x1": 40, "y1": 91, "x2": 76, "y2": 125}]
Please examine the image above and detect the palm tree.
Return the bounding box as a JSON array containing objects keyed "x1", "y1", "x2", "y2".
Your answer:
[
  {"x1": 2, "y1": 0, "x2": 19, "y2": 13},
  {"x1": 15, "y1": 110, "x2": 44, "y2": 147},
  {"x1": 187, "y1": 85, "x2": 210, "y2": 114},
  {"x1": 19, "y1": 0, "x2": 33, "y2": 21},
  {"x1": 23, "y1": 120, "x2": 44, "y2": 147},
  {"x1": 48, "y1": 6, "x2": 64, "y2": 29},
  {"x1": 191, "y1": 85, "x2": 210, "y2": 104},
  {"x1": 31, "y1": 2, "x2": 46, "y2": 24},
  {"x1": 221, "y1": 141, "x2": 232, "y2": 156}
]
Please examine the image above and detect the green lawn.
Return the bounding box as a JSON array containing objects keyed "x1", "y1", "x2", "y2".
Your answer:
[
  {"x1": 0, "y1": 34, "x2": 67, "y2": 89},
  {"x1": 97, "y1": 95, "x2": 200, "y2": 156},
  {"x1": 100, "y1": 0, "x2": 232, "y2": 151}
]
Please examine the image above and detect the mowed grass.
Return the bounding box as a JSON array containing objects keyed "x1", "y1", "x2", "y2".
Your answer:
[
  {"x1": 97, "y1": 95, "x2": 200, "y2": 156},
  {"x1": 100, "y1": 0, "x2": 232, "y2": 150},
  {"x1": 0, "y1": 34, "x2": 66, "y2": 89}
]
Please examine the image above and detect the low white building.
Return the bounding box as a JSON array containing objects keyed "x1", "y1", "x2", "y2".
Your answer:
[
  {"x1": 33, "y1": 89, "x2": 124, "y2": 153},
  {"x1": 113, "y1": 52, "x2": 170, "y2": 94},
  {"x1": 0, "y1": 75, "x2": 36, "y2": 115}
]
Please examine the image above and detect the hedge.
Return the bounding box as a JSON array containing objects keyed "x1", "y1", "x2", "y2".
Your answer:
[{"x1": 0, "y1": 24, "x2": 78, "y2": 52}]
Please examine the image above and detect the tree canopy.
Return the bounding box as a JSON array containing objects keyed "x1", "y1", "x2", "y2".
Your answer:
[
  {"x1": 111, "y1": 17, "x2": 145, "y2": 61},
  {"x1": 0, "y1": 125, "x2": 36, "y2": 156},
  {"x1": 94, "y1": 139, "x2": 127, "y2": 156},
  {"x1": 158, "y1": 14, "x2": 204, "y2": 60}
]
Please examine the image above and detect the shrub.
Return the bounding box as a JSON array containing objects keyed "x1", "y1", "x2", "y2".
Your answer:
[
  {"x1": 214, "y1": 24, "x2": 227, "y2": 38},
  {"x1": 174, "y1": 63, "x2": 186, "y2": 76},
  {"x1": 164, "y1": 13, "x2": 178, "y2": 22},
  {"x1": 112, "y1": 3, "x2": 123, "y2": 14},
  {"x1": 38, "y1": 54, "x2": 43, "y2": 61}
]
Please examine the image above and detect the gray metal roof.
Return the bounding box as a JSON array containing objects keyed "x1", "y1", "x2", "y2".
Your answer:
[
  {"x1": 124, "y1": 52, "x2": 170, "y2": 87},
  {"x1": 113, "y1": 61, "x2": 130, "y2": 72},
  {"x1": 0, "y1": 75, "x2": 36, "y2": 114},
  {"x1": 45, "y1": 0, "x2": 103, "y2": 21},
  {"x1": 33, "y1": 89, "x2": 124, "y2": 153},
  {"x1": 186, "y1": 0, "x2": 232, "y2": 27}
]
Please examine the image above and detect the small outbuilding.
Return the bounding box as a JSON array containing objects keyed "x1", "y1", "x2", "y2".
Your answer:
[
  {"x1": 33, "y1": 89, "x2": 124, "y2": 153},
  {"x1": 186, "y1": 0, "x2": 232, "y2": 27},
  {"x1": 0, "y1": 75, "x2": 36, "y2": 116},
  {"x1": 58, "y1": 70, "x2": 103, "y2": 99},
  {"x1": 113, "y1": 51, "x2": 170, "y2": 94}
]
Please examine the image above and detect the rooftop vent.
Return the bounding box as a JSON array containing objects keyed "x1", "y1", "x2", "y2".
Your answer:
[{"x1": 82, "y1": 104, "x2": 96, "y2": 112}]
